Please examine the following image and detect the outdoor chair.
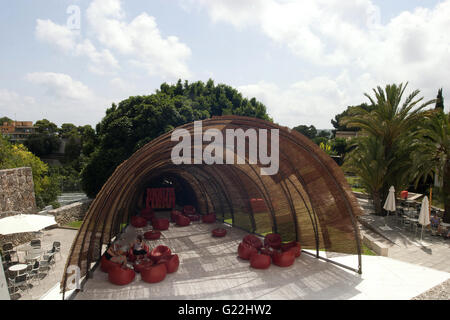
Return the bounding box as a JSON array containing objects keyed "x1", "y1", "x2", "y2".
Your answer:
[
  {"x1": 2, "y1": 243, "x2": 18, "y2": 262},
  {"x1": 8, "y1": 273, "x2": 30, "y2": 296},
  {"x1": 51, "y1": 241, "x2": 62, "y2": 259},
  {"x1": 30, "y1": 239, "x2": 41, "y2": 249},
  {"x1": 28, "y1": 261, "x2": 40, "y2": 284},
  {"x1": 38, "y1": 260, "x2": 51, "y2": 279},
  {"x1": 2, "y1": 253, "x2": 18, "y2": 267},
  {"x1": 42, "y1": 254, "x2": 55, "y2": 270}
]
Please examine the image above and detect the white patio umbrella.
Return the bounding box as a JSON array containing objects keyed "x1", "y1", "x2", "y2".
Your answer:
[
  {"x1": 381, "y1": 186, "x2": 396, "y2": 230},
  {"x1": 418, "y1": 196, "x2": 430, "y2": 242},
  {"x1": 0, "y1": 214, "x2": 57, "y2": 235}
]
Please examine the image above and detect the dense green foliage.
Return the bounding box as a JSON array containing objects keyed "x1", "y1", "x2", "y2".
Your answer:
[
  {"x1": 342, "y1": 83, "x2": 435, "y2": 215},
  {"x1": 435, "y1": 88, "x2": 444, "y2": 110},
  {"x1": 24, "y1": 119, "x2": 60, "y2": 157},
  {"x1": 81, "y1": 79, "x2": 271, "y2": 198},
  {"x1": 331, "y1": 103, "x2": 374, "y2": 136},
  {"x1": 0, "y1": 135, "x2": 60, "y2": 209},
  {"x1": 0, "y1": 116, "x2": 12, "y2": 124}
]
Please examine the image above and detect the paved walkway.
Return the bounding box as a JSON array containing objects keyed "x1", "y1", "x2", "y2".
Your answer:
[
  {"x1": 74, "y1": 221, "x2": 449, "y2": 300},
  {"x1": 10, "y1": 228, "x2": 78, "y2": 300}
]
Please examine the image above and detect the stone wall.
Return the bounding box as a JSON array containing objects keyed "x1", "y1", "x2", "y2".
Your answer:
[
  {"x1": 0, "y1": 167, "x2": 37, "y2": 213},
  {"x1": 47, "y1": 199, "x2": 92, "y2": 226}
]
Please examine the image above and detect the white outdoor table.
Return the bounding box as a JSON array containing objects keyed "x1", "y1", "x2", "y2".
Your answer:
[{"x1": 8, "y1": 264, "x2": 28, "y2": 273}]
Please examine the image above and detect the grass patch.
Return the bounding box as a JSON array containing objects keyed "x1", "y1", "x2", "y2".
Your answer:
[
  {"x1": 361, "y1": 244, "x2": 376, "y2": 256},
  {"x1": 66, "y1": 220, "x2": 83, "y2": 229}
]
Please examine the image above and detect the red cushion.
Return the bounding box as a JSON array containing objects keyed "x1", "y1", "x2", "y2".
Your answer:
[
  {"x1": 100, "y1": 255, "x2": 121, "y2": 273},
  {"x1": 183, "y1": 205, "x2": 196, "y2": 215},
  {"x1": 259, "y1": 245, "x2": 274, "y2": 257},
  {"x1": 108, "y1": 266, "x2": 135, "y2": 285},
  {"x1": 133, "y1": 260, "x2": 153, "y2": 273},
  {"x1": 212, "y1": 228, "x2": 227, "y2": 237},
  {"x1": 250, "y1": 253, "x2": 271, "y2": 269},
  {"x1": 264, "y1": 233, "x2": 282, "y2": 250},
  {"x1": 149, "y1": 245, "x2": 172, "y2": 263},
  {"x1": 187, "y1": 214, "x2": 200, "y2": 222},
  {"x1": 238, "y1": 242, "x2": 258, "y2": 260},
  {"x1": 131, "y1": 216, "x2": 147, "y2": 228},
  {"x1": 202, "y1": 213, "x2": 216, "y2": 223},
  {"x1": 152, "y1": 218, "x2": 170, "y2": 230},
  {"x1": 243, "y1": 234, "x2": 263, "y2": 249},
  {"x1": 141, "y1": 207, "x2": 154, "y2": 221},
  {"x1": 171, "y1": 210, "x2": 182, "y2": 222},
  {"x1": 272, "y1": 250, "x2": 295, "y2": 267},
  {"x1": 141, "y1": 263, "x2": 167, "y2": 283},
  {"x1": 176, "y1": 214, "x2": 191, "y2": 227},
  {"x1": 159, "y1": 254, "x2": 179, "y2": 273},
  {"x1": 144, "y1": 230, "x2": 161, "y2": 240},
  {"x1": 280, "y1": 241, "x2": 302, "y2": 258}
]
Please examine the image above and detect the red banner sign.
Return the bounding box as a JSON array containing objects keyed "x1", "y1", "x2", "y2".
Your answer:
[{"x1": 146, "y1": 188, "x2": 175, "y2": 209}]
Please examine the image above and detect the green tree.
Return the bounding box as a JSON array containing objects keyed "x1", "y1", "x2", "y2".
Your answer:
[
  {"x1": 0, "y1": 116, "x2": 13, "y2": 124},
  {"x1": 81, "y1": 79, "x2": 272, "y2": 198},
  {"x1": 292, "y1": 125, "x2": 317, "y2": 139},
  {"x1": 413, "y1": 110, "x2": 450, "y2": 222},
  {"x1": 0, "y1": 135, "x2": 61, "y2": 208},
  {"x1": 331, "y1": 103, "x2": 374, "y2": 136},
  {"x1": 24, "y1": 119, "x2": 60, "y2": 157},
  {"x1": 342, "y1": 83, "x2": 435, "y2": 215},
  {"x1": 435, "y1": 88, "x2": 444, "y2": 110}
]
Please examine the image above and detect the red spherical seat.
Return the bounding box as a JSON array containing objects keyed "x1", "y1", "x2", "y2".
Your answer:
[
  {"x1": 141, "y1": 263, "x2": 167, "y2": 283},
  {"x1": 183, "y1": 205, "x2": 196, "y2": 215},
  {"x1": 212, "y1": 228, "x2": 227, "y2": 237},
  {"x1": 280, "y1": 241, "x2": 302, "y2": 258},
  {"x1": 187, "y1": 214, "x2": 200, "y2": 222},
  {"x1": 272, "y1": 250, "x2": 295, "y2": 267},
  {"x1": 202, "y1": 213, "x2": 216, "y2": 223},
  {"x1": 159, "y1": 254, "x2": 180, "y2": 273},
  {"x1": 149, "y1": 245, "x2": 172, "y2": 263},
  {"x1": 144, "y1": 230, "x2": 161, "y2": 240},
  {"x1": 131, "y1": 216, "x2": 147, "y2": 228},
  {"x1": 264, "y1": 233, "x2": 282, "y2": 250},
  {"x1": 243, "y1": 234, "x2": 263, "y2": 249},
  {"x1": 133, "y1": 259, "x2": 154, "y2": 273},
  {"x1": 171, "y1": 210, "x2": 182, "y2": 222},
  {"x1": 108, "y1": 266, "x2": 135, "y2": 285},
  {"x1": 250, "y1": 253, "x2": 271, "y2": 269},
  {"x1": 152, "y1": 218, "x2": 170, "y2": 230},
  {"x1": 238, "y1": 242, "x2": 258, "y2": 260},
  {"x1": 259, "y1": 245, "x2": 274, "y2": 257},
  {"x1": 140, "y1": 207, "x2": 154, "y2": 221},
  {"x1": 100, "y1": 255, "x2": 121, "y2": 273},
  {"x1": 176, "y1": 214, "x2": 191, "y2": 227}
]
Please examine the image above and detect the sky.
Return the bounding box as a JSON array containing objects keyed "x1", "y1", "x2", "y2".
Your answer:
[{"x1": 0, "y1": 0, "x2": 449, "y2": 129}]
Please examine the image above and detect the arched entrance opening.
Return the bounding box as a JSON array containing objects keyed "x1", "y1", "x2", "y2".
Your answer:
[{"x1": 62, "y1": 116, "x2": 363, "y2": 295}]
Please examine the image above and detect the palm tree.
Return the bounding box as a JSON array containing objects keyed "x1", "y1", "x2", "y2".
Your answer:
[
  {"x1": 414, "y1": 111, "x2": 450, "y2": 222},
  {"x1": 342, "y1": 83, "x2": 435, "y2": 215}
]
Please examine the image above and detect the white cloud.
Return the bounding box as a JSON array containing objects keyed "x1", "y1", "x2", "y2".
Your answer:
[
  {"x1": 0, "y1": 89, "x2": 36, "y2": 119},
  {"x1": 25, "y1": 72, "x2": 94, "y2": 101},
  {"x1": 86, "y1": 0, "x2": 192, "y2": 79},
  {"x1": 35, "y1": 19, "x2": 119, "y2": 74}
]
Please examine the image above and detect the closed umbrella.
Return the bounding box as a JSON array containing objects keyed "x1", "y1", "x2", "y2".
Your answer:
[
  {"x1": 381, "y1": 186, "x2": 396, "y2": 230},
  {"x1": 418, "y1": 196, "x2": 430, "y2": 242},
  {"x1": 0, "y1": 214, "x2": 57, "y2": 235}
]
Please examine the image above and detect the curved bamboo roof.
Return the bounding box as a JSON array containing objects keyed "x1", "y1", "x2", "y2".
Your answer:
[{"x1": 61, "y1": 116, "x2": 363, "y2": 292}]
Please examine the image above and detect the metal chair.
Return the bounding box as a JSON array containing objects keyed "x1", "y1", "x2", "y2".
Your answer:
[
  {"x1": 30, "y1": 239, "x2": 41, "y2": 249},
  {"x1": 51, "y1": 241, "x2": 62, "y2": 259},
  {"x1": 2, "y1": 243, "x2": 18, "y2": 262},
  {"x1": 8, "y1": 273, "x2": 30, "y2": 296},
  {"x1": 28, "y1": 261, "x2": 40, "y2": 284}
]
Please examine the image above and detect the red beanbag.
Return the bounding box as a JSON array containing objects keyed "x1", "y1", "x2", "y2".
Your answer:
[
  {"x1": 141, "y1": 207, "x2": 154, "y2": 221},
  {"x1": 144, "y1": 230, "x2": 161, "y2": 240},
  {"x1": 264, "y1": 233, "x2": 282, "y2": 250},
  {"x1": 108, "y1": 266, "x2": 135, "y2": 285},
  {"x1": 171, "y1": 210, "x2": 182, "y2": 222},
  {"x1": 159, "y1": 254, "x2": 179, "y2": 273},
  {"x1": 238, "y1": 242, "x2": 258, "y2": 260},
  {"x1": 202, "y1": 213, "x2": 216, "y2": 223},
  {"x1": 183, "y1": 205, "x2": 196, "y2": 215},
  {"x1": 152, "y1": 218, "x2": 170, "y2": 230},
  {"x1": 212, "y1": 228, "x2": 227, "y2": 237},
  {"x1": 150, "y1": 245, "x2": 172, "y2": 262},
  {"x1": 176, "y1": 214, "x2": 191, "y2": 227},
  {"x1": 141, "y1": 263, "x2": 167, "y2": 283},
  {"x1": 243, "y1": 234, "x2": 263, "y2": 249},
  {"x1": 133, "y1": 260, "x2": 153, "y2": 273},
  {"x1": 187, "y1": 214, "x2": 200, "y2": 222},
  {"x1": 131, "y1": 216, "x2": 147, "y2": 228},
  {"x1": 100, "y1": 255, "x2": 121, "y2": 273},
  {"x1": 280, "y1": 241, "x2": 302, "y2": 258},
  {"x1": 260, "y1": 245, "x2": 274, "y2": 257},
  {"x1": 272, "y1": 250, "x2": 295, "y2": 267},
  {"x1": 250, "y1": 253, "x2": 271, "y2": 269}
]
